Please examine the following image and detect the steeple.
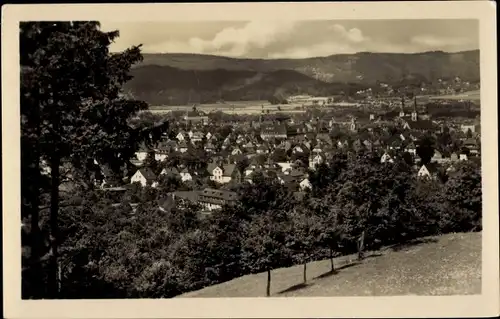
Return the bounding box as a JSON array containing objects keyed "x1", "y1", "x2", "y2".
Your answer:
[
  {"x1": 399, "y1": 96, "x2": 405, "y2": 117},
  {"x1": 411, "y1": 96, "x2": 418, "y2": 121},
  {"x1": 350, "y1": 117, "x2": 357, "y2": 132}
]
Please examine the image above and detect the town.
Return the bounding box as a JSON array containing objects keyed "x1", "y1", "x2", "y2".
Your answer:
[{"x1": 92, "y1": 92, "x2": 481, "y2": 215}]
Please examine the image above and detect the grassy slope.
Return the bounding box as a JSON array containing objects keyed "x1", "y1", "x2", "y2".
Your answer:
[{"x1": 178, "y1": 232, "x2": 481, "y2": 297}]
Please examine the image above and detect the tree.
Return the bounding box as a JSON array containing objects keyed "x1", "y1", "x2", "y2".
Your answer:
[
  {"x1": 241, "y1": 212, "x2": 292, "y2": 296},
  {"x1": 416, "y1": 134, "x2": 436, "y2": 165},
  {"x1": 144, "y1": 151, "x2": 160, "y2": 175},
  {"x1": 443, "y1": 161, "x2": 482, "y2": 232},
  {"x1": 401, "y1": 151, "x2": 414, "y2": 166},
  {"x1": 271, "y1": 148, "x2": 288, "y2": 163},
  {"x1": 286, "y1": 203, "x2": 323, "y2": 284},
  {"x1": 311, "y1": 199, "x2": 341, "y2": 271},
  {"x1": 20, "y1": 22, "x2": 165, "y2": 298}
]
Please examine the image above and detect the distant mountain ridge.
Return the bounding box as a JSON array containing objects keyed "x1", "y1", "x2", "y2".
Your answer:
[{"x1": 124, "y1": 50, "x2": 480, "y2": 105}]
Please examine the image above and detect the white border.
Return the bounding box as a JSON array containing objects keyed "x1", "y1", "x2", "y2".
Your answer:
[{"x1": 2, "y1": 2, "x2": 498, "y2": 318}]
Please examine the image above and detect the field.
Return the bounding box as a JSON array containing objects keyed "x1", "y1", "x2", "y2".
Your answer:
[
  {"x1": 428, "y1": 90, "x2": 480, "y2": 101},
  {"x1": 148, "y1": 100, "x2": 308, "y2": 115},
  {"x1": 178, "y1": 232, "x2": 481, "y2": 297}
]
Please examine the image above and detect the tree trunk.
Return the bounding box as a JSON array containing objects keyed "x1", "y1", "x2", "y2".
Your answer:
[
  {"x1": 266, "y1": 269, "x2": 271, "y2": 297},
  {"x1": 48, "y1": 154, "x2": 61, "y2": 298},
  {"x1": 25, "y1": 99, "x2": 42, "y2": 298},
  {"x1": 329, "y1": 247, "x2": 335, "y2": 271},
  {"x1": 303, "y1": 262, "x2": 307, "y2": 284},
  {"x1": 357, "y1": 230, "x2": 365, "y2": 261}
]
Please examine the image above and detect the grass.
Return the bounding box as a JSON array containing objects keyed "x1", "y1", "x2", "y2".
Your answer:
[
  {"x1": 148, "y1": 100, "x2": 307, "y2": 115},
  {"x1": 178, "y1": 232, "x2": 481, "y2": 297},
  {"x1": 428, "y1": 90, "x2": 480, "y2": 101}
]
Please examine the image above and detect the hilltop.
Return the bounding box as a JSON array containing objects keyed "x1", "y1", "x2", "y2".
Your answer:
[
  {"x1": 124, "y1": 50, "x2": 480, "y2": 106},
  {"x1": 179, "y1": 232, "x2": 481, "y2": 297}
]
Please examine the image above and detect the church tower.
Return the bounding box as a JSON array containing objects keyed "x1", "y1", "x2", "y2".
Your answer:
[
  {"x1": 350, "y1": 117, "x2": 358, "y2": 132},
  {"x1": 399, "y1": 96, "x2": 405, "y2": 117},
  {"x1": 411, "y1": 96, "x2": 418, "y2": 121}
]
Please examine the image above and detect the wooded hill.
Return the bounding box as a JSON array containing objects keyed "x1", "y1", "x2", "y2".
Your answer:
[{"x1": 123, "y1": 50, "x2": 480, "y2": 105}]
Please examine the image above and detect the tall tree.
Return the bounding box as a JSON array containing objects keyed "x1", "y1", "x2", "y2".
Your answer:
[
  {"x1": 20, "y1": 22, "x2": 163, "y2": 298},
  {"x1": 416, "y1": 134, "x2": 436, "y2": 165},
  {"x1": 241, "y1": 211, "x2": 292, "y2": 296},
  {"x1": 286, "y1": 203, "x2": 322, "y2": 284}
]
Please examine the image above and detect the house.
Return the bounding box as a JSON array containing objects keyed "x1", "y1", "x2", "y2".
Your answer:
[
  {"x1": 287, "y1": 124, "x2": 307, "y2": 137},
  {"x1": 244, "y1": 171, "x2": 256, "y2": 183},
  {"x1": 256, "y1": 144, "x2": 270, "y2": 154},
  {"x1": 184, "y1": 108, "x2": 209, "y2": 125},
  {"x1": 204, "y1": 142, "x2": 216, "y2": 153},
  {"x1": 402, "y1": 119, "x2": 435, "y2": 132},
  {"x1": 208, "y1": 163, "x2": 241, "y2": 184},
  {"x1": 276, "y1": 162, "x2": 294, "y2": 173},
  {"x1": 299, "y1": 178, "x2": 312, "y2": 191},
  {"x1": 405, "y1": 142, "x2": 417, "y2": 156},
  {"x1": 198, "y1": 188, "x2": 239, "y2": 211},
  {"x1": 179, "y1": 168, "x2": 193, "y2": 182},
  {"x1": 417, "y1": 163, "x2": 439, "y2": 179},
  {"x1": 243, "y1": 141, "x2": 256, "y2": 152},
  {"x1": 160, "y1": 167, "x2": 180, "y2": 178},
  {"x1": 337, "y1": 139, "x2": 349, "y2": 149},
  {"x1": 135, "y1": 143, "x2": 150, "y2": 162},
  {"x1": 459, "y1": 153, "x2": 469, "y2": 161},
  {"x1": 309, "y1": 153, "x2": 325, "y2": 170},
  {"x1": 380, "y1": 152, "x2": 394, "y2": 164},
  {"x1": 154, "y1": 142, "x2": 169, "y2": 161},
  {"x1": 277, "y1": 140, "x2": 293, "y2": 152},
  {"x1": 190, "y1": 131, "x2": 204, "y2": 144},
  {"x1": 463, "y1": 138, "x2": 480, "y2": 154},
  {"x1": 363, "y1": 140, "x2": 373, "y2": 151},
  {"x1": 177, "y1": 140, "x2": 189, "y2": 153},
  {"x1": 131, "y1": 167, "x2": 158, "y2": 188},
  {"x1": 388, "y1": 137, "x2": 402, "y2": 150},
  {"x1": 231, "y1": 147, "x2": 243, "y2": 156},
  {"x1": 292, "y1": 144, "x2": 307, "y2": 154},
  {"x1": 349, "y1": 118, "x2": 358, "y2": 132},
  {"x1": 260, "y1": 123, "x2": 287, "y2": 140},
  {"x1": 176, "y1": 131, "x2": 186, "y2": 142},
  {"x1": 432, "y1": 150, "x2": 443, "y2": 162},
  {"x1": 460, "y1": 124, "x2": 480, "y2": 134},
  {"x1": 328, "y1": 118, "x2": 337, "y2": 128},
  {"x1": 311, "y1": 142, "x2": 323, "y2": 154}
]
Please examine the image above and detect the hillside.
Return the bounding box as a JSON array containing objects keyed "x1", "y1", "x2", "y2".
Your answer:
[
  {"x1": 178, "y1": 232, "x2": 481, "y2": 297},
  {"x1": 124, "y1": 50, "x2": 480, "y2": 105}
]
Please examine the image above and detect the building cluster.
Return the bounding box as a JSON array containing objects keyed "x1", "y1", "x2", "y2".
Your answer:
[{"x1": 93, "y1": 96, "x2": 481, "y2": 214}]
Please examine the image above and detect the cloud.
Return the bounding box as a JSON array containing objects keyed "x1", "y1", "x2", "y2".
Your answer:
[
  {"x1": 111, "y1": 20, "x2": 478, "y2": 58},
  {"x1": 268, "y1": 24, "x2": 369, "y2": 58},
  {"x1": 143, "y1": 20, "x2": 298, "y2": 56},
  {"x1": 330, "y1": 24, "x2": 367, "y2": 43}
]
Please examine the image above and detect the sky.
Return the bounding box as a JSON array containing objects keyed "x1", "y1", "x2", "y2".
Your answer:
[{"x1": 100, "y1": 19, "x2": 479, "y2": 59}]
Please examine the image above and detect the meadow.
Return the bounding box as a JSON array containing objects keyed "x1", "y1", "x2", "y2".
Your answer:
[
  {"x1": 428, "y1": 90, "x2": 480, "y2": 101},
  {"x1": 179, "y1": 232, "x2": 481, "y2": 297},
  {"x1": 148, "y1": 100, "x2": 309, "y2": 114}
]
